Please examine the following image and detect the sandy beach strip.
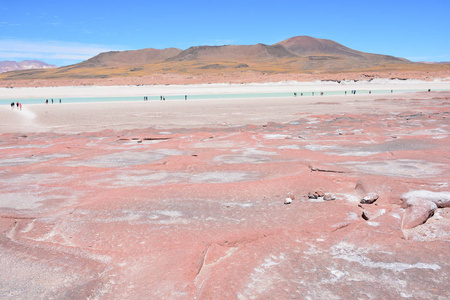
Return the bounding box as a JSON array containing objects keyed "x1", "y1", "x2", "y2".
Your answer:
[{"x1": 1, "y1": 80, "x2": 449, "y2": 134}]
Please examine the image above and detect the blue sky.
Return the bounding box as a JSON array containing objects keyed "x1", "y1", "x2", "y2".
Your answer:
[{"x1": 1, "y1": 0, "x2": 449, "y2": 66}]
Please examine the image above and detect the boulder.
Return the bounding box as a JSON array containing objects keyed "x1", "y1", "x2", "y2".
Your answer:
[
  {"x1": 401, "y1": 198, "x2": 437, "y2": 229},
  {"x1": 402, "y1": 190, "x2": 450, "y2": 208}
]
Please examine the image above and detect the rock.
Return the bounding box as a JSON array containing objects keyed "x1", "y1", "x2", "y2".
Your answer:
[
  {"x1": 402, "y1": 190, "x2": 450, "y2": 208},
  {"x1": 315, "y1": 191, "x2": 325, "y2": 198},
  {"x1": 401, "y1": 198, "x2": 437, "y2": 229},
  {"x1": 323, "y1": 193, "x2": 336, "y2": 201},
  {"x1": 284, "y1": 193, "x2": 294, "y2": 204},
  {"x1": 361, "y1": 209, "x2": 370, "y2": 220},
  {"x1": 308, "y1": 192, "x2": 318, "y2": 199},
  {"x1": 360, "y1": 193, "x2": 379, "y2": 204},
  {"x1": 359, "y1": 205, "x2": 387, "y2": 220}
]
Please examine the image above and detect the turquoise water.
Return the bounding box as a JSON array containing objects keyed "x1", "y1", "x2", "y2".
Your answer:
[{"x1": 1, "y1": 88, "x2": 446, "y2": 105}]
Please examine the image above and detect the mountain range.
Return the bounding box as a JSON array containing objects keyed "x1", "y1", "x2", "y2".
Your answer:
[
  {"x1": 76, "y1": 36, "x2": 410, "y2": 72},
  {"x1": 0, "y1": 60, "x2": 57, "y2": 74},
  {"x1": 0, "y1": 36, "x2": 448, "y2": 81}
]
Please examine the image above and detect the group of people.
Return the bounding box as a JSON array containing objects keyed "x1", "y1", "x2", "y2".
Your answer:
[
  {"x1": 143, "y1": 95, "x2": 188, "y2": 101},
  {"x1": 143, "y1": 95, "x2": 168, "y2": 101},
  {"x1": 292, "y1": 90, "x2": 391, "y2": 96},
  {"x1": 293, "y1": 91, "x2": 325, "y2": 96},
  {"x1": 45, "y1": 99, "x2": 62, "y2": 104},
  {"x1": 10, "y1": 101, "x2": 22, "y2": 110}
]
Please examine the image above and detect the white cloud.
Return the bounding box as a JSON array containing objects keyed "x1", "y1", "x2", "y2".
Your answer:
[{"x1": 0, "y1": 39, "x2": 126, "y2": 65}]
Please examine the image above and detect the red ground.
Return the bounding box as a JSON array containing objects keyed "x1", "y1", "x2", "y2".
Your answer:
[{"x1": 0, "y1": 92, "x2": 449, "y2": 299}]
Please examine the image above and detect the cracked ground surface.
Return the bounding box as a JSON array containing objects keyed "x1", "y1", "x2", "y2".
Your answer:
[{"x1": 0, "y1": 91, "x2": 449, "y2": 299}]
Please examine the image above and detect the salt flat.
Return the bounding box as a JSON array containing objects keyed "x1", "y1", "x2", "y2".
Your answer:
[{"x1": 0, "y1": 81, "x2": 449, "y2": 299}]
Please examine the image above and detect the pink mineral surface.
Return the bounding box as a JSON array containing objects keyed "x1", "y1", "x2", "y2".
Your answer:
[{"x1": 0, "y1": 91, "x2": 449, "y2": 299}]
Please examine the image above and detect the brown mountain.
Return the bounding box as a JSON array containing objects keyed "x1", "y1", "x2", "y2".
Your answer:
[
  {"x1": 78, "y1": 47, "x2": 183, "y2": 68},
  {"x1": 274, "y1": 36, "x2": 410, "y2": 71},
  {"x1": 166, "y1": 43, "x2": 295, "y2": 62},
  {"x1": 276, "y1": 36, "x2": 366, "y2": 57},
  {"x1": 1, "y1": 36, "x2": 446, "y2": 82}
]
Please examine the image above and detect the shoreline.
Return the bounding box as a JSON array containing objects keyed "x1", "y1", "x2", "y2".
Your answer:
[
  {"x1": 2, "y1": 89, "x2": 449, "y2": 135},
  {"x1": 1, "y1": 69, "x2": 450, "y2": 89},
  {"x1": 1, "y1": 77, "x2": 449, "y2": 100},
  {"x1": 1, "y1": 79, "x2": 450, "y2": 134}
]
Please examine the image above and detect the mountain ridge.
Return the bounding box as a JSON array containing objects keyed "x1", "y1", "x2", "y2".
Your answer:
[{"x1": 1, "y1": 36, "x2": 447, "y2": 82}]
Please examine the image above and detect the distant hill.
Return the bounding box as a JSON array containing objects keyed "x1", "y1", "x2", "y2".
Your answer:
[
  {"x1": 1, "y1": 36, "x2": 448, "y2": 81},
  {"x1": 165, "y1": 44, "x2": 295, "y2": 62},
  {"x1": 78, "y1": 47, "x2": 183, "y2": 68},
  {"x1": 276, "y1": 36, "x2": 361, "y2": 56},
  {"x1": 0, "y1": 60, "x2": 57, "y2": 73}
]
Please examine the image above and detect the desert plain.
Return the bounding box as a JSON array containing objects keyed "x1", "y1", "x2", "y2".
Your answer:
[{"x1": 0, "y1": 76, "x2": 450, "y2": 299}]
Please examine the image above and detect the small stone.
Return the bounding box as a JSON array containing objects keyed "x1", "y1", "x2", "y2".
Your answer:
[
  {"x1": 361, "y1": 209, "x2": 370, "y2": 220},
  {"x1": 360, "y1": 193, "x2": 379, "y2": 204},
  {"x1": 323, "y1": 193, "x2": 336, "y2": 201},
  {"x1": 284, "y1": 198, "x2": 293, "y2": 204},
  {"x1": 308, "y1": 192, "x2": 318, "y2": 199},
  {"x1": 315, "y1": 191, "x2": 325, "y2": 198}
]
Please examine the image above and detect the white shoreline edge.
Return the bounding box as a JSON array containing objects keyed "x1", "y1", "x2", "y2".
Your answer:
[{"x1": 1, "y1": 78, "x2": 449, "y2": 100}]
